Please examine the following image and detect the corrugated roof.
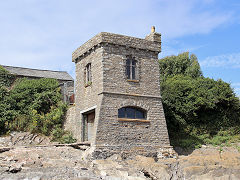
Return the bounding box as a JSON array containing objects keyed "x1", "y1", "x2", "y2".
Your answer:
[{"x1": 1, "y1": 65, "x2": 74, "y2": 81}]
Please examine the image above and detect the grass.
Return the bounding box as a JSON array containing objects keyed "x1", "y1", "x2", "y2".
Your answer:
[{"x1": 170, "y1": 128, "x2": 240, "y2": 151}]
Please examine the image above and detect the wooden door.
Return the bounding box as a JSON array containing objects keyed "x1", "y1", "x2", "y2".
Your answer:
[{"x1": 87, "y1": 112, "x2": 95, "y2": 142}]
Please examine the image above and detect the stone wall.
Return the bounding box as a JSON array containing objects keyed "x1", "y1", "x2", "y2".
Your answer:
[
  {"x1": 64, "y1": 106, "x2": 77, "y2": 138},
  {"x1": 59, "y1": 80, "x2": 74, "y2": 104},
  {"x1": 93, "y1": 93, "x2": 170, "y2": 158},
  {"x1": 101, "y1": 43, "x2": 161, "y2": 96},
  {"x1": 74, "y1": 47, "x2": 104, "y2": 141},
  {"x1": 73, "y1": 31, "x2": 171, "y2": 158},
  {"x1": 72, "y1": 32, "x2": 161, "y2": 62}
]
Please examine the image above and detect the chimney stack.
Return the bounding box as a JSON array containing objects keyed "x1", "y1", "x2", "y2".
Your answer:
[{"x1": 145, "y1": 26, "x2": 161, "y2": 43}]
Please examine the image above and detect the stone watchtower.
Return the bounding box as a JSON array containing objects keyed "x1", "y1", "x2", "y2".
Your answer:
[{"x1": 72, "y1": 27, "x2": 171, "y2": 158}]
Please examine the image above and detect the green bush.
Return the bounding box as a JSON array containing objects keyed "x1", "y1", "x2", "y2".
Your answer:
[
  {"x1": 161, "y1": 75, "x2": 239, "y2": 132},
  {"x1": 159, "y1": 52, "x2": 240, "y2": 149},
  {"x1": 159, "y1": 52, "x2": 202, "y2": 81},
  {"x1": 0, "y1": 66, "x2": 15, "y2": 87},
  {"x1": 6, "y1": 114, "x2": 30, "y2": 131},
  {"x1": 0, "y1": 65, "x2": 73, "y2": 143},
  {"x1": 203, "y1": 130, "x2": 240, "y2": 146},
  {"x1": 59, "y1": 133, "x2": 77, "y2": 144},
  {"x1": 51, "y1": 125, "x2": 65, "y2": 140},
  {"x1": 51, "y1": 126, "x2": 76, "y2": 144},
  {"x1": 0, "y1": 66, "x2": 15, "y2": 134},
  {"x1": 7, "y1": 78, "x2": 61, "y2": 115}
]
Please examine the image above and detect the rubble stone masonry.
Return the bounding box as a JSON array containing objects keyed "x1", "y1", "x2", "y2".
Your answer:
[{"x1": 71, "y1": 30, "x2": 171, "y2": 158}]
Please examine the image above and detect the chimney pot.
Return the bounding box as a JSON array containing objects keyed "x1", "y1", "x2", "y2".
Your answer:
[{"x1": 151, "y1": 26, "x2": 155, "y2": 33}]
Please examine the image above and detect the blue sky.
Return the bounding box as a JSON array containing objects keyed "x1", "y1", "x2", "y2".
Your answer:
[{"x1": 0, "y1": 0, "x2": 240, "y2": 96}]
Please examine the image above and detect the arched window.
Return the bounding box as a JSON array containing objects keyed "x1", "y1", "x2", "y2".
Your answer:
[
  {"x1": 126, "y1": 57, "x2": 137, "y2": 80},
  {"x1": 118, "y1": 107, "x2": 146, "y2": 119}
]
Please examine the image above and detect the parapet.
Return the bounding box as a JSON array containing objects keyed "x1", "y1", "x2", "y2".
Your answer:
[{"x1": 72, "y1": 30, "x2": 161, "y2": 62}]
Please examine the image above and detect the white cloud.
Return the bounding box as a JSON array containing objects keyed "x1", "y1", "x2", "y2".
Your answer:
[
  {"x1": 232, "y1": 83, "x2": 240, "y2": 86},
  {"x1": 155, "y1": 0, "x2": 231, "y2": 38},
  {"x1": 159, "y1": 39, "x2": 205, "y2": 58},
  {"x1": 0, "y1": 0, "x2": 235, "y2": 76},
  {"x1": 234, "y1": 88, "x2": 240, "y2": 96},
  {"x1": 200, "y1": 53, "x2": 240, "y2": 68},
  {"x1": 233, "y1": 87, "x2": 240, "y2": 97},
  {"x1": 230, "y1": 83, "x2": 240, "y2": 96}
]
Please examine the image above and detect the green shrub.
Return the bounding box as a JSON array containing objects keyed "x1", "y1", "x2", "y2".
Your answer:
[
  {"x1": 0, "y1": 68, "x2": 71, "y2": 143},
  {"x1": 60, "y1": 133, "x2": 77, "y2": 144},
  {"x1": 203, "y1": 130, "x2": 240, "y2": 146},
  {"x1": 159, "y1": 52, "x2": 202, "y2": 81},
  {"x1": 51, "y1": 126, "x2": 76, "y2": 144},
  {"x1": 159, "y1": 52, "x2": 240, "y2": 149},
  {"x1": 7, "y1": 78, "x2": 61, "y2": 115},
  {"x1": 0, "y1": 66, "x2": 15, "y2": 87},
  {"x1": 0, "y1": 66, "x2": 15, "y2": 134},
  {"x1": 51, "y1": 125, "x2": 65, "y2": 141},
  {"x1": 236, "y1": 145, "x2": 240, "y2": 152},
  {"x1": 6, "y1": 114, "x2": 30, "y2": 131},
  {"x1": 178, "y1": 138, "x2": 198, "y2": 149}
]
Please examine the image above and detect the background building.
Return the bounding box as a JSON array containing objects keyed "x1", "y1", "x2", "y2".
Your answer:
[{"x1": 1, "y1": 65, "x2": 74, "y2": 104}]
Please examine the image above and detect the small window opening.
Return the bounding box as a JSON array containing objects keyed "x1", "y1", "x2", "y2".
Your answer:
[
  {"x1": 126, "y1": 57, "x2": 137, "y2": 80},
  {"x1": 85, "y1": 63, "x2": 92, "y2": 86}
]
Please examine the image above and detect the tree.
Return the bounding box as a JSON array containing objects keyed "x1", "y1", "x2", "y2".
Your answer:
[
  {"x1": 0, "y1": 66, "x2": 15, "y2": 87},
  {"x1": 0, "y1": 66, "x2": 75, "y2": 143},
  {"x1": 159, "y1": 52, "x2": 240, "y2": 148},
  {"x1": 3, "y1": 78, "x2": 67, "y2": 134},
  {"x1": 0, "y1": 66, "x2": 15, "y2": 132},
  {"x1": 159, "y1": 52, "x2": 202, "y2": 81}
]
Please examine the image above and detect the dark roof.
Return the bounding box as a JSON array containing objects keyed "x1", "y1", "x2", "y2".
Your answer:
[{"x1": 1, "y1": 65, "x2": 74, "y2": 81}]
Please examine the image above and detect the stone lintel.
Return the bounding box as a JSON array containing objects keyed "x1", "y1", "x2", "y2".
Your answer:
[
  {"x1": 80, "y1": 105, "x2": 97, "y2": 114},
  {"x1": 72, "y1": 32, "x2": 161, "y2": 62}
]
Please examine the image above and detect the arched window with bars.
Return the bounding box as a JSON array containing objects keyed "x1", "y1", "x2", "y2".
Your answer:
[{"x1": 118, "y1": 107, "x2": 146, "y2": 120}]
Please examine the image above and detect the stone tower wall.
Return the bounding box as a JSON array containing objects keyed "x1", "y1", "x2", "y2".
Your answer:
[
  {"x1": 92, "y1": 42, "x2": 170, "y2": 158},
  {"x1": 101, "y1": 43, "x2": 161, "y2": 96},
  {"x1": 74, "y1": 47, "x2": 104, "y2": 140},
  {"x1": 72, "y1": 31, "x2": 171, "y2": 158},
  {"x1": 94, "y1": 94, "x2": 170, "y2": 158}
]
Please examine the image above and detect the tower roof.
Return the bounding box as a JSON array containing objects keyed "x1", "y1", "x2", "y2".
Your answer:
[{"x1": 72, "y1": 32, "x2": 161, "y2": 62}]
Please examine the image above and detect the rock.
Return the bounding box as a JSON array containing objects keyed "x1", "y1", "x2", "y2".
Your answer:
[
  {"x1": 157, "y1": 147, "x2": 178, "y2": 159},
  {"x1": 183, "y1": 166, "x2": 205, "y2": 178},
  {"x1": 1, "y1": 133, "x2": 240, "y2": 180},
  {"x1": 8, "y1": 163, "x2": 22, "y2": 173},
  {"x1": 127, "y1": 177, "x2": 146, "y2": 180},
  {"x1": 0, "y1": 166, "x2": 9, "y2": 174},
  {"x1": 10, "y1": 131, "x2": 51, "y2": 146},
  {"x1": 81, "y1": 167, "x2": 88, "y2": 170},
  {"x1": 107, "y1": 154, "x2": 122, "y2": 161},
  {"x1": 178, "y1": 146, "x2": 240, "y2": 179},
  {"x1": 0, "y1": 147, "x2": 11, "y2": 153}
]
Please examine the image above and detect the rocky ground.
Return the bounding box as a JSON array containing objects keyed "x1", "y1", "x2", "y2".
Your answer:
[{"x1": 0, "y1": 132, "x2": 240, "y2": 180}]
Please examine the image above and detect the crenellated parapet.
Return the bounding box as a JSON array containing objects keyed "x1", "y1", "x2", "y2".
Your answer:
[{"x1": 72, "y1": 31, "x2": 161, "y2": 62}]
